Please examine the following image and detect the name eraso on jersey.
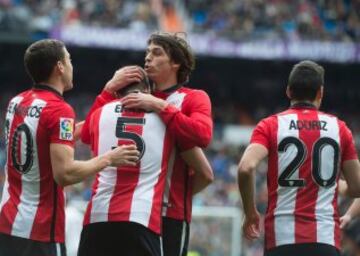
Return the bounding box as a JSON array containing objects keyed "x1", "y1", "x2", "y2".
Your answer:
[
  {"x1": 7, "y1": 102, "x2": 43, "y2": 118},
  {"x1": 115, "y1": 104, "x2": 124, "y2": 113},
  {"x1": 289, "y1": 120, "x2": 328, "y2": 131}
]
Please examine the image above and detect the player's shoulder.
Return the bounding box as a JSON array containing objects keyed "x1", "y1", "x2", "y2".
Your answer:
[
  {"x1": 104, "y1": 98, "x2": 122, "y2": 106},
  {"x1": 180, "y1": 86, "x2": 209, "y2": 97},
  {"x1": 317, "y1": 110, "x2": 348, "y2": 127},
  {"x1": 255, "y1": 110, "x2": 290, "y2": 128},
  {"x1": 178, "y1": 86, "x2": 211, "y2": 107},
  {"x1": 41, "y1": 96, "x2": 74, "y2": 120},
  {"x1": 8, "y1": 89, "x2": 31, "y2": 103},
  {"x1": 45, "y1": 97, "x2": 72, "y2": 111},
  {"x1": 258, "y1": 113, "x2": 279, "y2": 124},
  {"x1": 30, "y1": 89, "x2": 69, "y2": 111},
  {"x1": 102, "y1": 99, "x2": 122, "y2": 111},
  {"x1": 96, "y1": 99, "x2": 122, "y2": 116},
  {"x1": 317, "y1": 110, "x2": 337, "y2": 118}
]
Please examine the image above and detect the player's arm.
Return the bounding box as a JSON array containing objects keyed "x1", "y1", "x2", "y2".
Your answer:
[
  {"x1": 122, "y1": 90, "x2": 213, "y2": 149},
  {"x1": 50, "y1": 143, "x2": 139, "y2": 187},
  {"x1": 159, "y1": 90, "x2": 213, "y2": 148},
  {"x1": 341, "y1": 159, "x2": 360, "y2": 197},
  {"x1": 81, "y1": 66, "x2": 144, "y2": 144},
  {"x1": 238, "y1": 117, "x2": 271, "y2": 240},
  {"x1": 181, "y1": 147, "x2": 214, "y2": 195},
  {"x1": 340, "y1": 122, "x2": 360, "y2": 197},
  {"x1": 238, "y1": 143, "x2": 268, "y2": 240},
  {"x1": 340, "y1": 198, "x2": 360, "y2": 229}
]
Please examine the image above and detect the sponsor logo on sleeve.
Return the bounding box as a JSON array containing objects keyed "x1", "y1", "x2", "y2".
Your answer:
[{"x1": 59, "y1": 118, "x2": 74, "y2": 141}]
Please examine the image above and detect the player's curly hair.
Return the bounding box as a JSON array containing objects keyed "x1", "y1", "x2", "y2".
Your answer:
[{"x1": 147, "y1": 32, "x2": 195, "y2": 84}]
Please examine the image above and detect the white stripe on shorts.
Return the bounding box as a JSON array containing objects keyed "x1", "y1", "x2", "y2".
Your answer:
[
  {"x1": 179, "y1": 221, "x2": 187, "y2": 256},
  {"x1": 56, "y1": 243, "x2": 61, "y2": 256}
]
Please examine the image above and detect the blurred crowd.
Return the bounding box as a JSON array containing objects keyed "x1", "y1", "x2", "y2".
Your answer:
[
  {"x1": 0, "y1": 0, "x2": 186, "y2": 39},
  {"x1": 0, "y1": 0, "x2": 360, "y2": 42},
  {"x1": 186, "y1": 0, "x2": 360, "y2": 42}
]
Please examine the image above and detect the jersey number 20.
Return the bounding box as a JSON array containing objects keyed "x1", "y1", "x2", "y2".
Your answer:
[{"x1": 278, "y1": 136, "x2": 339, "y2": 188}]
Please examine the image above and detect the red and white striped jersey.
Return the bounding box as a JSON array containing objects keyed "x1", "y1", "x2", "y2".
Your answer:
[
  {"x1": 83, "y1": 99, "x2": 175, "y2": 234},
  {"x1": 153, "y1": 87, "x2": 213, "y2": 222},
  {"x1": 251, "y1": 104, "x2": 358, "y2": 250},
  {"x1": 80, "y1": 86, "x2": 213, "y2": 223},
  {"x1": 0, "y1": 85, "x2": 75, "y2": 243}
]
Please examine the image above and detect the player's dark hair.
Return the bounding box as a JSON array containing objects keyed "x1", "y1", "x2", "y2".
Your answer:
[
  {"x1": 288, "y1": 60, "x2": 324, "y2": 101},
  {"x1": 118, "y1": 69, "x2": 151, "y2": 96},
  {"x1": 148, "y1": 32, "x2": 195, "y2": 84},
  {"x1": 24, "y1": 39, "x2": 66, "y2": 84}
]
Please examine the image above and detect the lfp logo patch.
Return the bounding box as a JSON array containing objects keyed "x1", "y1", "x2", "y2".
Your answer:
[{"x1": 59, "y1": 118, "x2": 74, "y2": 141}]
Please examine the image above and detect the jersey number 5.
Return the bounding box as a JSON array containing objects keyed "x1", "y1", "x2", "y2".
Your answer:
[
  {"x1": 116, "y1": 117, "x2": 146, "y2": 160},
  {"x1": 278, "y1": 136, "x2": 339, "y2": 188}
]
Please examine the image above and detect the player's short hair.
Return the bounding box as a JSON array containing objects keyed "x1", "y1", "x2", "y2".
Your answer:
[
  {"x1": 24, "y1": 39, "x2": 66, "y2": 84},
  {"x1": 148, "y1": 32, "x2": 195, "y2": 84},
  {"x1": 288, "y1": 60, "x2": 324, "y2": 101},
  {"x1": 118, "y1": 69, "x2": 151, "y2": 96}
]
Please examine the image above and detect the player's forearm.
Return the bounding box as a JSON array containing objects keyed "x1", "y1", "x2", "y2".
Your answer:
[
  {"x1": 238, "y1": 168, "x2": 257, "y2": 216},
  {"x1": 345, "y1": 198, "x2": 360, "y2": 218},
  {"x1": 192, "y1": 172, "x2": 213, "y2": 195},
  {"x1": 160, "y1": 106, "x2": 212, "y2": 148},
  {"x1": 57, "y1": 155, "x2": 111, "y2": 186},
  {"x1": 181, "y1": 147, "x2": 214, "y2": 195}
]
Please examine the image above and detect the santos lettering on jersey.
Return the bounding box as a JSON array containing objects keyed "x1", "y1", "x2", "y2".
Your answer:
[{"x1": 7, "y1": 102, "x2": 43, "y2": 119}]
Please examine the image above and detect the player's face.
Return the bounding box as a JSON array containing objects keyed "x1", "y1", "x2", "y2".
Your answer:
[
  {"x1": 62, "y1": 48, "x2": 73, "y2": 92},
  {"x1": 144, "y1": 43, "x2": 178, "y2": 85}
]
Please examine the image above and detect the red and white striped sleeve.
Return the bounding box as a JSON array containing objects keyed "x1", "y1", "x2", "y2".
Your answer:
[
  {"x1": 250, "y1": 117, "x2": 272, "y2": 150},
  {"x1": 339, "y1": 121, "x2": 358, "y2": 162},
  {"x1": 46, "y1": 102, "x2": 76, "y2": 147}
]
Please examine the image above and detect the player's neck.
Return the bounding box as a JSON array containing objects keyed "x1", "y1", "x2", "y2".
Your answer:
[
  {"x1": 40, "y1": 78, "x2": 64, "y2": 95},
  {"x1": 290, "y1": 100, "x2": 320, "y2": 109},
  {"x1": 153, "y1": 75, "x2": 178, "y2": 92}
]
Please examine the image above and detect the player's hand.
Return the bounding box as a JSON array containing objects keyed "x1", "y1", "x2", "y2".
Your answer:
[
  {"x1": 242, "y1": 210, "x2": 261, "y2": 241},
  {"x1": 122, "y1": 92, "x2": 168, "y2": 112},
  {"x1": 104, "y1": 66, "x2": 144, "y2": 94},
  {"x1": 108, "y1": 144, "x2": 140, "y2": 167},
  {"x1": 340, "y1": 213, "x2": 352, "y2": 229}
]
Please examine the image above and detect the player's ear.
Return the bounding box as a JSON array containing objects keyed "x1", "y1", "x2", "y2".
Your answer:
[
  {"x1": 316, "y1": 86, "x2": 324, "y2": 100},
  {"x1": 286, "y1": 86, "x2": 292, "y2": 100},
  {"x1": 171, "y1": 62, "x2": 180, "y2": 71},
  {"x1": 55, "y1": 61, "x2": 65, "y2": 74}
]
